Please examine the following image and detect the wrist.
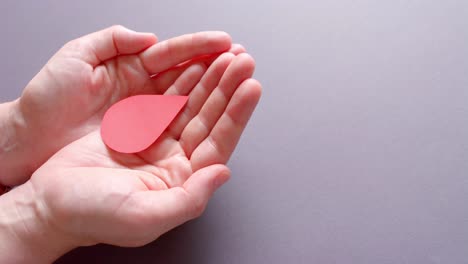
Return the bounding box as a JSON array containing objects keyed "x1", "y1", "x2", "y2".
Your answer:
[
  {"x1": 0, "y1": 182, "x2": 78, "y2": 263},
  {"x1": 0, "y1": 100, "x2": 36, "y2": 186}
]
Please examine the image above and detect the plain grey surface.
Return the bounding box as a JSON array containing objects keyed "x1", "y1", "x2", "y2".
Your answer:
[{"x1": 1, "y1": 1, "x2": 468, "y2": 263}]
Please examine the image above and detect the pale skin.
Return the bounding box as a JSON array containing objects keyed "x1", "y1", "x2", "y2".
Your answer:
[{"x1": 0, "y1": 26, "x2": 261, "y2": 263}]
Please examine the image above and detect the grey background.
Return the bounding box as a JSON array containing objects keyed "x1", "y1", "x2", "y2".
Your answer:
[{"x1": 1, "y1": 0, "x2": 467, "y2": 263}]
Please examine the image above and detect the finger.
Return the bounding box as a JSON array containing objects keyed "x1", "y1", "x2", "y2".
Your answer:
[
  {"x1": 141, "y1": 64, "x2": 190, "y2": 95},
  {"x1": 134, "y1": 164, "x2": 230, "y2": 235},
  {"x1": 229, "y1": 43, "x2": 246, "y2": 54},
  {"x1": 64, "y1": 25, "x2": 157, "y2": 67},
  {"x1": 136, "y1": 55, "x2": 232, "y2": 187},
  {"x1": 143, "y1": 46, "x2": 242, "y2": 95},
  {"x1": 173, "y1": 43, "x2": 245, "y2": 69},
  {"x1": 197, "y1": 44, "x2": 246, "y2": 67},
  {"x1": 140, "y1": 31, "x2": 231, "y2": 75},
  {"x1": 164, "y1": 63, "x2": 206, "y2": 96},
  {"x1": 166, "y1": 52, "x2": 235, "y2": 138},
  {"x1": 191, "y1": 79, "x2": 262, "y2": 171},
  {"x1": 180, "y1": 53, "x2": 255, "y2": 158},
  {"x1": 140, "y1": 58, "x2": 208, "y2": 95},
  {"x1": 182, "y1": 164, "x2": 230, "y2": 215}
]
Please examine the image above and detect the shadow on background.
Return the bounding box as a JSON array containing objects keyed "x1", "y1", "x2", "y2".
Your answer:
[{"x1": 55, "y1": 219, "x2": 209, "y2": 264}]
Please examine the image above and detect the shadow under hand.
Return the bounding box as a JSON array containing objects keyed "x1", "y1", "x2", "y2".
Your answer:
[{"x1": 55, "y1": 207, "x2": 220, "y2": 264}]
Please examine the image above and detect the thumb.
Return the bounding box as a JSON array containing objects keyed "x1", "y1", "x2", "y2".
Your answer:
[
  {"x1": 183, "y1": 164, "x2": 231, "y2": 217},
  {"x1": 61, "y1": 25, "x2": 157, "y2": 67},
  {"x1": 136, "y1": 164, "x2": 230, "y2": 236}
]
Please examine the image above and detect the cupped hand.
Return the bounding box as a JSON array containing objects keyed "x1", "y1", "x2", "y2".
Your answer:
[
  {"x1": 2, "y1": 25, "x2": 236, "y2": 185},
  {"x1": 29, "y1": 52, "x2": 262, "y2": 247}
]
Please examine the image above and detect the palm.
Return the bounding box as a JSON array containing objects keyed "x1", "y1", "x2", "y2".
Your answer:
[
  {"x1": 30, "y1": 48, "x2": 261, "y2": 247},
  {"x1": 13, "y1": 26, "x2": 234, "y2": 184},
  {"x1": 31, "y1": 130, "x2": 189, "y2": 247}
]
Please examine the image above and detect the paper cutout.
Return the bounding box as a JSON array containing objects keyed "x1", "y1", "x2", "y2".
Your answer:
[{"x1": 101, "y1": 95, "x2": 188, "y2": 153}]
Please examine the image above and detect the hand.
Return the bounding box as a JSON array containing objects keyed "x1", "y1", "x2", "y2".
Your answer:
[
  {"x1": 2, "y1": 51, "x2": 261, "y2": 263},
  {"x1": 0, "y1": 25, "x2": 234, "y2": 186}
]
